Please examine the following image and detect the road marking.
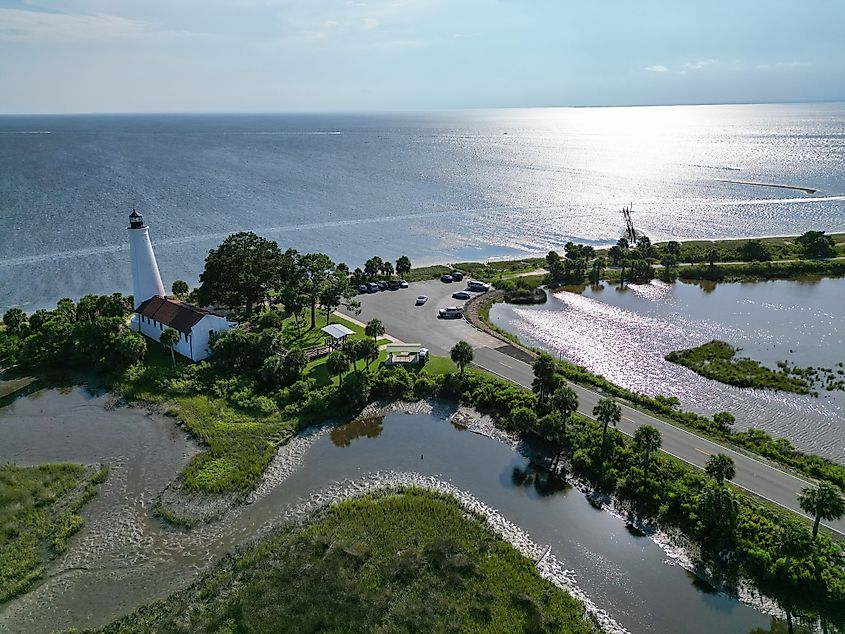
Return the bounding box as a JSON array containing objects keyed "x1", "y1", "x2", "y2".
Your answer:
[{"x1": 694, "y1": 447, "x2": 711, "y2": 456}]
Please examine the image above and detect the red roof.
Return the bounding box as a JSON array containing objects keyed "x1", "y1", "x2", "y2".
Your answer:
[{"x1": 135, "y1": 296, "x2": 217, "y2": 333}]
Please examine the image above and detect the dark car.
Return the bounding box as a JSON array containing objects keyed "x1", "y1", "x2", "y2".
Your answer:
[
  {"x1": 387, "y1": 280, "x2": 400, "y2": 290},
  {"x1": 358, "y1": 284, "x2": 369, "y2": 294},
  {"x1": 440, "y1": 274, "x2": 453, "y2": 283},
  {"x1": 450, "y1": 271, "x2": 464, "y2": 281},
  {"x1": 452, "y1": 291, "x2": 471, "y2": 300},
  {"x1": 376, "y1": 281, "x2": 388, "y2": 291}
]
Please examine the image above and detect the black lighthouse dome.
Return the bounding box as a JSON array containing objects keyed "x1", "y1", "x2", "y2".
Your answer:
[{"x1": 129, "y1": 209, "x2": 145, "y2": 229}]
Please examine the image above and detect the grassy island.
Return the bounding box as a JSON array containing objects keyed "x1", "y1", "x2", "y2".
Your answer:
[
  {"x1": 665, "y1": 340, "x2": 812, "y2": 394},
  {"x1": 0, "y1": 462, "x2": 108, "y2": 602},
  {"x1": 95, "y1": 489, "x2": 597, "y2": 634}
]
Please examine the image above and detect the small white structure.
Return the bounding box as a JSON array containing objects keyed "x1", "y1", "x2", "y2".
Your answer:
[
  {"x1": 128, "y1": 210, "x2": 235, "y2": 361},
  {"x1": 321, "y1": 323, "x2": 355, "y2": 350},
  {"x1": 385, "y1": 343, "x2": 427, "y2": 365}
]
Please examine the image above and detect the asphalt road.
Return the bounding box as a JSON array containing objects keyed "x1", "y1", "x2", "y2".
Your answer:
[{"x1": 341, "y1": 278, "x2": 845, "y2": 536}]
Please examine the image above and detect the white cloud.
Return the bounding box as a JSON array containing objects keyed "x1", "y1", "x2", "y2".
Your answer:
[
  {"x1": 644, "y1": 64, "x2": 670, "y2": 73},
  {"x1": 683, "y1": 58, "x2": 718, "y2": 70},
  {"x1": 0, "y1": 7, "x2": 210, "y2": 42},
  {"x1": 757, "y1": 61, "x2": 812, "y2": 70},
  {"x1": 362, "y1": 17, "x2": 380, "y2": 29}
]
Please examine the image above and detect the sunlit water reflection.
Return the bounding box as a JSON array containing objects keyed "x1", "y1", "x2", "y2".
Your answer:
[{"x1": 490, "y1": 278, "x2": 845, "y2": 463}]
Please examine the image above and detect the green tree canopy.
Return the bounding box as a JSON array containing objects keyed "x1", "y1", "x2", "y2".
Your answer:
[
  {"x1": 197, "y1": 232, "x2": 282, "y2": 315},
  {"x1": 705, "y1": 453, "x2": 736, "y2": 484},
  {"x1": 395, "y1": 255, "x2": 412, "y2": 278},
  {"x1": 171, "y1": 280, "x2": 189, "y2": 299},
  {"x1": 365, "y1": 318, "x2": 385, "y2": 341},
  {"x1": 796, "y1": 231, "x2": 836, "y2": 259},
  {"x1": 798, "y1": 481, "x2": 845, "y2": 540},
  {"x1": 159, "y1": 328, "x2": 180, "y2": 366},
  {"x1": 531, "y1": 353, "x2": 558, "y2": 401},
  {"x1": 633, "y1": 425, "x2": 661, "y2": 472},
  {"x1": 450, "y1": 340, "x2": 474, "y2": 374}
]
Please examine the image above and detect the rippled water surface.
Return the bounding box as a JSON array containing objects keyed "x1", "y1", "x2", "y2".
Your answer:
[
  {"x1": 491, "y1": 278, "x2": 845, "y2": 462},
  {"x1": 2, "y1": 103, "x2": 845, "y2": 310},
  {"x1": 0, "y1": 389, "x2": 790, "y2": 634}
]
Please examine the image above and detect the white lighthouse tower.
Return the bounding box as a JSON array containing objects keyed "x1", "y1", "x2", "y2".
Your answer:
[{"x1": 127, "y1": 209, "x2": 166, "y2": 309}]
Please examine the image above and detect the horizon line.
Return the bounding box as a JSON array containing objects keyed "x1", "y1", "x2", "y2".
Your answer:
[{"x1": 2, "y1": 98, "x2": 844, "y2": 117}]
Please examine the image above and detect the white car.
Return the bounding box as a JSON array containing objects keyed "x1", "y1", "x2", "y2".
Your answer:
[{"x1": 415, "y1": 295, "x2": 428, "y2": 305}]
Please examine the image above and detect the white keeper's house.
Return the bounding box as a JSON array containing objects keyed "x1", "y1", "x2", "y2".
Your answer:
[{"x1": 128, "y1": 209, "x2": 235, "y2": 361}]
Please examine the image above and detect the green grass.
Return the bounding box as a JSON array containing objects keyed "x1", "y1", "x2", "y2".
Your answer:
[
  {"x1": 421, "y1": 354, "x2": 458, "y2": 376},
  {"x1": 281, "y1": 311, "x2": 367, "y2": 350},
  {"x1": 666, "y1": 340, "x2": 812, "y2": 394},
  {"x1": 174, "y1": 396, "x2": 297, "y2": 494},
  {"x1": 95, "y1": 489, "x2": 596, "y2": 634},
  {"x1": 1, "y1": 462, "x2": 107, "y2": 603}
]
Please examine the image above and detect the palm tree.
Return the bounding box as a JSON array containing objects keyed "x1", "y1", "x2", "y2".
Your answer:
[
  {"x1": 593, "y1": 398, "x2": 622, "y2": 458},
  {"x1": 705, "y1": 453, "x2": 736, "y2": 484},
  {"x1": 326, "y1": 350, "x2": 349, "y2": 386},
  {"x1": 450, "y1": 340, "x2": 474, "y2": 374},
  {"x1": 365, "y1": 318, "x2": 385, "y2": 342},
  {"x1": 531, "y1": 353, "x2": 558, "y2": 402},
  {"x1": 359, "y1": 338, "x2": 380, "y2": 369},
  {"x1": 633, "y1": 425, "x2": 661, "y2": 473},
  {"x1": 551, "y1": 385, "x2": 578, "y2": 425},
  {"x1": 395, "y1": 255, "x2": 412, "y2": 278},
  {"x1": 589, "y1": 257, "x2": 606, "y2": 284},
  {"x1": 159, "y1": 328, "x2": 180, "y2": 367},
  {"x1": 798, "y1": 481, "x2": 845, "y2": 540},
  {"x1": 342, "y1": 339, "x2": 362, "y2": 374}
]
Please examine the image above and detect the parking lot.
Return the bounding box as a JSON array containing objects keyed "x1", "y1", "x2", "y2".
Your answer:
[{"x1": 339, "y1": 278, "x2": 501, "y2": 356}]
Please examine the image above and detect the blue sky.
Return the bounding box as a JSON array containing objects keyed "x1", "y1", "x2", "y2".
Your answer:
[{"x1": 1, "y1": 0, "x2": 844, "y2": 113}]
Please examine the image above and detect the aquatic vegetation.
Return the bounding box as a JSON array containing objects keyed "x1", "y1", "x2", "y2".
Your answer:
[
  {"x1": 665, "y1": 340, "x2": 812, "y2": 394},
  {"x1": 0, "y1": 462, "x2": 108, "y2": 603},
  {"x1": 95, "y1": 490, "x2": 597, "y2": 634}
]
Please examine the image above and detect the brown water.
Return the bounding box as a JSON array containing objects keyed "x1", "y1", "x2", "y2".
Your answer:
[
  {"x1": 491, "y1": 278, "x2": 845, "y2": 463},
  {"x1": 0, "y1": 389, "x2": 796, "y2": 633}
]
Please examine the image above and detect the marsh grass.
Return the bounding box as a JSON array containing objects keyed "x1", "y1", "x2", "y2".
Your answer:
[
  {"x1": 666, "y1": 340, "x2": 812, "y2": 394},
  {"x1": 0, "y1": 462, "x2": 107, "y2": 603},
  {"x1": 96, "y1": 489, "x2": 597, "y2": 634}
]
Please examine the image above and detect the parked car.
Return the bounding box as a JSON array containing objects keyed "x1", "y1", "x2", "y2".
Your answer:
[
  {"x1": 399, "y1": 280, "x2": 409, "y2": 288},
  {"x1": 415, "y1": 295, "x2": 428, "y2": 305},
  {"x1": 358, "y1": 284, "x2": 369, "y2": 294},
  {"x1": 467, "y1": 280, "x2": 490, "y2": 292},
  {"x1": 387, "y1": 280, "x2": 400, "y2": 290},
  {"x1": 440, "y1": 274, "x2": 453, "y2": 283},
  {"x1": 367, "y1": 282, "x2": 380, "y2": 293},
  {"x1": 438, "y1": 306, "x2": 464, "y2": 319},
  {"x1": 376, "y1": 281, "x2": 388, "y2": 291},
  {"x1": 452, "y1": 291, "x2": 471, "y2": 300},
  {"x1": 450, "y1": 271, "x2": 464, "y2": 281},
  {"x1": 419, "y1": 348, "x2": 429, "y2": 363}
]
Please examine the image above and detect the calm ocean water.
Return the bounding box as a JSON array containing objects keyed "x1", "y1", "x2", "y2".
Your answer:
[{"x1": 1, "y1": 103, "x2": 845, "y2": 311}]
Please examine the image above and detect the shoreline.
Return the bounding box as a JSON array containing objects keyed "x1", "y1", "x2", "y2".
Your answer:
[{"x1": 717, "y1": 179, "x2": 818, "y2": 194}]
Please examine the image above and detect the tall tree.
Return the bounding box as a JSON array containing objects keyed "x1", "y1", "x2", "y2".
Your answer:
[
  {"x1": 300, "y1": 253, "x2": 335, "y2": 329},
  {"x1": 796, "y1": 231, "x2": 836, "y2": 259},
  {"x1": 326, "y1": 350, "x2": 349, "y2": 386},
  {"x1": 798, "y1": 481, "x2": 845, "y2": 540},
  {"x1": 365, "y1": 318, "x2": 385, "y2": 342},
  {"x1": 364, "y1": 256, "x2": 383, "y2": 280},
  {"x1": 395, "y1": 255, "x2": 412, "y2": 278},
  {"x1": 589, "y1": 257, "x2": 606, "y2": 284},
  {"x1": 159, "y1": 328, "x2": 180, "y2": 367},
  {"x1": 342, "y1": 339, "x2": 363, "y2": 374},
  {"x1": 197, "y1": 232, "x2": 282, "y2": 315},
  {"x1": 705, "y1": 453, "x2": 736, "y2": 484},
  {"x1": 593, "y1": 398, "x2": 622, "y2": 458},
  {"x1": 633, "y1": 425, "x2": 661, "y2": 473},
  {"x1": 551, "y1": 385, "x2": 578, "y2": 424},
  {"x1": 450, "y1": 340, "x2": 474, "y2": 374},
  {"x1": 531, "y1": 353, "x2": 558, "y2": 402},
  {"x1": 380, "y1": 261, "x2": 394, "y2": 279},
  {"x1": 359, "y1": 338, "x2": 380, "y2": 369}
]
